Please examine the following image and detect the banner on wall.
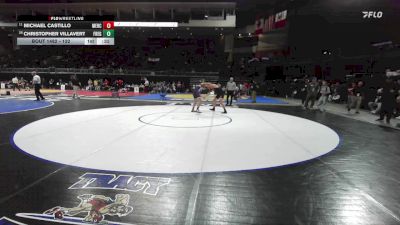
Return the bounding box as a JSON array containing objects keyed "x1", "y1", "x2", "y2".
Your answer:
[
  {"x1": 254, "y1": 10, "x2": 287, "y2": 34},
  {"x1": 264, "y1": 15, "x2": 276, "y2": 33},
  {"x1": 274, "y1": 10, "x2": 287, "y2": 29},
  {"x1": 254, "y1": 17, "x2": 265, "y2": 35}
]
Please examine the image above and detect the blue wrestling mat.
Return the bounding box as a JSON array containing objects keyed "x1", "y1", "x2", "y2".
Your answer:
[
  {"x1": 0, "y1": 98, "x2": 54, "y2": 114},
  {"x1": 126, "y1": 94, "x2": 287, "y2": 104},
  {"x1": 237, "y1": 96, "x2": 287, "y2": 104},
  {"x1": 125, "y1": 94, "x2": 171, "y2": 101}
]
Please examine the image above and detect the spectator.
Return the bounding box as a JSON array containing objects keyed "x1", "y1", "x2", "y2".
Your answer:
[
  {"x1": 172, "y1": 82, "x2": 176, "y2": 93},
  {"x1": 20, "y1": 77, "x2": 27, "y2": 90},
  {"x1": 250, "y1": 80, "x2": 258, "y2": 103},
  {"x1": 70, "y1": 74, "x2": 80, "y2": 99},
  {"x1": 368, "y1": 88, "x2": 382, "y2": 114},
  {"x1": 49, "y1": 78, "x2": 55, "y2": 89},
  {"x1": 395, "y1": 91, "x2": 400, "y2": 119},
  {"x1": 395, "y1": 79, "x2": 400, "y2": 91},
  {"x1": 12, "y1": 76, "x2": 20, "y2": 91},
  {"x1": 298, "y1": 79, "x2": 308, "y2": 104},
  {"x1": 316, "y1": 80, "x2": 330, "y2": 112},
  {"x1": 144, "y1": 78, "x2": 149, "y2": 93},
  {"x1": 176, "y1": 81, "x2": 182, "y2": 93},
  {"x1": 117, "y1": 79, "x2": 124, "y2": 90},
  {"x1": 304, "y1": 77, "x2": 320, "y2": 109},
  {"x1": 346, "y1": 82, "x2": 357, "y2": 113},
  {"x1": 329, "y1": 82, "x2": 342, "y2": 103},
  {"x1": 352, "y1": 81, "x2": 366, "y2": 114},
  {"x1": 104, "y1": 79, "x2": 111, "y2": 90},
  {"x1": 376, "y1": 82, "x2": 397, "y2": 124},
  {"x1": 87, "y1": 79, "x2": 93, "y2": 91},
  {"x1": 94, "y1": 79, "x2": 99, "y2": 91}
]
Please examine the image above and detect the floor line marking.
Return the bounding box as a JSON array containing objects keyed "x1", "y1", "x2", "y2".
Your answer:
[
  {"x1": 0, "y1": 142, "x2": 10, "y2": 147},
  {"x1": 251, "y1": 110, "x2": 400, "y2": 223},
  {"x1": 0, "y1": 166, "x2": 67, "y2": 205},
  {"x1": 0, "y1": 216, "x2": 28, "y2": 225},
  {"x1": 360, "y1": 191, "x2": 400, "y2": 222},
  {"x1": 2, "y1": 106, "x2": 180, "y2": 206},
  {"x1": 68, "y1": 106, "x2": 181, "y2": 170},
  {"x1": 184, "y1": 108, "x2": 216, "y2": 225},
  {"x1": 251, "y1": 110, "x2": 326, "y2": 159},
  {"x1": 316, "y1": 161, "x2": 400, "y2": 224}
]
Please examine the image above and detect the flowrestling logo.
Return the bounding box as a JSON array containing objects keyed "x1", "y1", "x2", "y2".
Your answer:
[{"x1": 362, "y1": 11, "x2": 383, "y2": 19}]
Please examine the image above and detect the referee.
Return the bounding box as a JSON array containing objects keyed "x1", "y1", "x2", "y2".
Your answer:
[
  {"x1": 226, "y1": 77, "x2": 236, "y2": 106},
  {"x1": 32, "y1": 71, "x2": 45, "y2": 101}
]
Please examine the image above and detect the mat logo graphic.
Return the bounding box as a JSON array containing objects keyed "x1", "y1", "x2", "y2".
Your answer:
[
  {"x1": 69, "y1": 173, "x2": 171, "y2": 196},
  {"x1": 16, "y1": 194, "x2": 134, "y2": 225},
  {"x1": 362, "y1": 11, "x2": 383, "y2": 19},
  {"x1": 0, "y1": 216, "x2": 27, "y2": 225}
]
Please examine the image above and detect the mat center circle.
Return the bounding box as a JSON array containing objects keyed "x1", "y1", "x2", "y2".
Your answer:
[{"x1": 138, "y1": 112, "x2": 232, "y2": 128}]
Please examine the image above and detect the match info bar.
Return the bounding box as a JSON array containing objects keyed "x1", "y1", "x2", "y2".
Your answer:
[
  {"x1": 16, "y1": 15, "x2": 115, "y2": 45},
  {"x1": 17, "y1": 37, "x2": 115, "y2": 46}
]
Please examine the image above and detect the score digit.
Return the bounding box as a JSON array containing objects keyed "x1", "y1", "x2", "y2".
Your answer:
[
  {"x1": 102, "y1": 30, "x2": 115, "y2": 37},
  {"x1": 102, "y1": 21, "x2": 114, "y2": 30}
]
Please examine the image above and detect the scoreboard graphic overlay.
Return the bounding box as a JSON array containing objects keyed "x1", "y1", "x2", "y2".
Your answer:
[{"x1": 17, "y1": 15, "x2": 115, "y2": 46}]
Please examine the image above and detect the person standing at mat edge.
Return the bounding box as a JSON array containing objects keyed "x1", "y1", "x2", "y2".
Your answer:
[
  {"x1": 226, "y1": 77, "x2": 237, "y2": 106},
  {"x1": 303, "y1": 77, "x2": 320, "y2": 109},
  {"x1": 316, "y1": 80, "x2": 330, "y2": 112},
  {"x1": 250, "y1": 80, "x2": 259, "y2": 103},
  {"x1": 32, "y1": 71, "x2": 45, "y2": 101},
  {"x1": 347, "y1": 81, "x2": 364, "y2": 114},
  {"x1": 376, "y1": 80, "x2": 397, "y2": 124},
  {"x1": 71, "y1": 74, "x2": 80, "y2": 99},
  {"x1": 12, "y1": 76, "x2": 20, "y2": 91}
]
